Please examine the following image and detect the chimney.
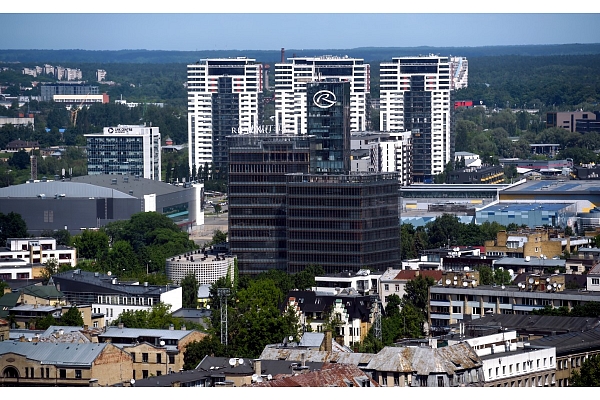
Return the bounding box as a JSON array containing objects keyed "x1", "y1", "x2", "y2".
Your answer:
[
  {"x1": 323, "y1": 330, "x2": 332, "y2": 352},
  {"x1": 281, "y1": 48, "x2": 285, "y2": 63},
  {"x1": 169, "y1": 324, "x2": 174, "y2": 331},
  {"x1": 19, "y1": 335, "x2": 26, "y2": 342},
  {"x1": 301, "y1": 352, "x2": 306, "y2": 367},
  {"x1": 181, "y1": 325, "x2": 186, "y2": 331},
  {"x1": 253, "y1": 359, "x2": 262, "y2": 376},
  {"x1": 118, "y1": 322, "x2": 124, "y2": 329}
]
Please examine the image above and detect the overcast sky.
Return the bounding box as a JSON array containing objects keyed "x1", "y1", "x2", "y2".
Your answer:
[{"x1": 1, "y1": 11, "x2": 599, "y2": 51}]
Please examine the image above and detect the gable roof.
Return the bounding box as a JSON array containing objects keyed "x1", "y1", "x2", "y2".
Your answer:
[
  {"x1": 393, "y1": 270, "x2": 443, "y2": 282},
  {"x1": 285, "y1": 290, "x2": 373, "y2": 322},
  {"x1": 20, "y1": 283, "x2": 64, "y2": 300}
]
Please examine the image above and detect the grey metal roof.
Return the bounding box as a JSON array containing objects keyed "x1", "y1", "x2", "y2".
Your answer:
[
  {"x1": 0, "y1": 341, "x2": 109, "y2": 366},
  {"x1": 528, "y1": 327, "x2": 600, "y2": 355},
  {"x1": 298, "y1": 332, "x2": 324, "y2": 348},
  {"x1": 71, "y1": 175, "x2": 194, "y2": 197},
  {"x1": 457, "y1": 314, "x2": 600, "y2": 335},
  {"x1": 99, "y1": 326, "x2": 195, "y2": 341},
  {"x1": 0, "y1": 181, "x2": 134, "y2": 199}
]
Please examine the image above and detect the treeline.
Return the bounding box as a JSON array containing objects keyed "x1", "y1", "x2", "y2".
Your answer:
[{"x1": 401, "y1": 214, "x2": 520, "y2": 260}]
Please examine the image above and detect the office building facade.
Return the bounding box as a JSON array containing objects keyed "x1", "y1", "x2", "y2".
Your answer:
[
  {"x1": 275, "y1": 56, "x2": 369, "y2": 134},
  {"x1": 85, "y1": 125, "x2": 161, "y2": 181},
  {"x1": 228, "y1": 135, "x2": 311, "y2": 274},
  {"x1": 187, "y1": 58, "x2": 263, "y2": 177},
  {"x1": 286, "y1": 172, "x2": 401, "y2": 274},
  {"x1": 380, "y1": 55, "x2": 453, "y2": 183}
]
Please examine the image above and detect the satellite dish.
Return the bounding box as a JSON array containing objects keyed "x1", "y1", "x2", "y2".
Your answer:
[
  {"x1": 206, "y1": 305, "x2": 210, "y2": 310},
  {"x1": 553, "y1": 283, "x2": 557, "y2": 288},
  {"x1": 501, "y1": 285, "x2": 505, "y2": 290},
  {"x1": 558, "y1": 284, "x2": 562, "y2": 289},
  {"x1": 445, "y1": 279, "x2": 451, "y2": 285},
  {"x1": 267, "y1": 374, "x2": 272, "y2": 380},
  {"x1": 462, "y1": 282, "x2": 468, "y2": 287},
  {"x1": 289, "y1": 336, "x2": 294, "y2": 341},
  {"x1": 546, "y1": 278, "x2": 551, "y2": 282},
  {"x1": 229, "y1": 358, "x2": 236, "y2": 366},
  {"x1": 130, "y1": 379, "x2": 135, "y2": 386},
  {"x1": 256, "y1": 376, "x2": 263, "y2": 383},
  {"x1": 252, "y1": 374, "x2": 258, "y2": 382},
  {"x1": 528, "y1": 278, "x2": 534, "y2": 284},
  {"x1": 472, "y1": 281, "x2": 477, "y2": 287},
  {"x1": 160, "y1": 340, "x2": 165, "y2": 346},
  {"x1": 107, "y1": 271, "x2": 112, "y2": 276},
  {"x1": 453, "y1": 276, "x2": 458, "y2": 280},
  {"x1": 238, "y1": 358, "x2": 244, "y2": 365}
]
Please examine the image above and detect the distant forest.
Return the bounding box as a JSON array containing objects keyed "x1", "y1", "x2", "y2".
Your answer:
[{"x1": 1, "y1": 43, "x2": 600, "y2": 64}]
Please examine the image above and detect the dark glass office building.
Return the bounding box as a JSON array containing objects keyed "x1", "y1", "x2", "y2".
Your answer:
[
  {"x1": 228, "y1": 135, "x2": 311, "y2": 274},
  {"x1": 286, "y1": 173, "x2": 401, "y2": 274},
  {"x1": 306, "y1": 80, "x2": 351, "y2": 174}
]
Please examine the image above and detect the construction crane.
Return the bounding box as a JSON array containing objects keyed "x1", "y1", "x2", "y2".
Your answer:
[{"x1": 70, "y1": 92, "x2": 90, "y2": 127}]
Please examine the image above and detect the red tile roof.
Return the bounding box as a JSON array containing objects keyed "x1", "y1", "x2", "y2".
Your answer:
[{"x1": 253, "y1": 363, "x2": 379, "y2": 387}]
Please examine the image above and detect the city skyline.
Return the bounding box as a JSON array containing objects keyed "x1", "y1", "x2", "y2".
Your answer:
[{"x1": 0, "y1": 13, "x2": 599, "y2": 52}]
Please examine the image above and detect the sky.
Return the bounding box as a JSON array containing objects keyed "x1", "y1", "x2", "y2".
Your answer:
[{"x1": 1, "y1": 9, "x2": 600, "y2": 51}]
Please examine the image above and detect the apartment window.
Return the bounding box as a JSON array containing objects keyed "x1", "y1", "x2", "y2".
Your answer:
[
  {"x1": 169, "y1": 355, "x2": 175, "y2": 364},
  {"x1": 142, "y1": 370, "x2": 149, "y2": 379},
  {"x1": 382, "y1": 374, "x2": 388, "y2": 386},
  {"x1": 516, "y1": 363, "x2": 519, "y2": 372},
  {"x1": 46, "y1": 368, "x2": 49, "y2": 378},
  {"x1": 437, "y1": 376, "x2": 445, "y2": 387},
  {"x1": 496, "y1": 367, "x2": 499, "y2": 377},
  {"x1": 384, "y1": 284, "x2": 389, "y2": 291},
  {"x1": 394, "y1": 372, "x2": 400, "y2": 386},
  {"x1": 75, "y1": 370, "x2": 82, "y2": 379},
  {"x1": 489, "y1": 369, "x2": 492, "y2": 378},
  {"x1": 157, "y1": 371, "x2": 162, "y2": 376},
  {"x1": 537, "y1": 359, "x2": 540, "y2": 368},
  {"x1": 59, "y1": 369, "x2": 66, "y2": 379},
  {"x1": 142, "y1": 353, "x2": 149, "y2": 363},
  {"x1": 592, "y1": 278, "x2": 600, "y2": 285},
  {"x1": 544, "y1": 358, "x2": 547, "y2": 366},
  {"x1": 503, "y1": 366, "x2": 506, "y2": 375},
  {"x1": 395, "y1": 284, "x2": 400, "y2": 292},
  {"x1": 157, "y1": 354, "x2": 162, "y2": 364},
  {"x1": 509, "y1": 364, "x2": 513, "y2": 373}
]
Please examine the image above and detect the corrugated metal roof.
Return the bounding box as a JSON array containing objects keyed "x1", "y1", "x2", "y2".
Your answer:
[
  {"x1": 0, "y1": 181, "x2": 133, "y2": 199},
  {"x1": 365, "y1": 343, "x2": 481, "y2": 374},
  {"x1": 258, "y1": 348, "x2": 374, "y2": 366},
  {"x1": 254, "y1": 363, "x2": 379, "y2": 387},
  {"x1": 0, "y1": 342, "x2": 108, "y2": 366}
]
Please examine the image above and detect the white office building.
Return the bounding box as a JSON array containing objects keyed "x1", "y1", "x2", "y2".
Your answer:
[
  {"x1": 380, "y1": 55, "x2": 452, "y2": 182},
  {"x1": 274, "y1": 56, "x2": 369, "y2": 134},
  {"x1": 85, "y1": 125, "x2": 161, "y2": 181},
  {"x1": 450, "y1": 56, "x2": 469, "y2": 90},
  {"x1": 380, "y1": 131, "x2": 413, "y2": 186},
  {"x1": 187, "y1": 58, "x2": 263, "y2": 177}
]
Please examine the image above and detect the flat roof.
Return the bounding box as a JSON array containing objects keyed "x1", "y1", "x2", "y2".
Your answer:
[
  {"x1": 479, "y1": 202, "x2": 574, "y2": 213},
  {"x1": 502, "y1": 179, "x2": 600, "y2": 195}
]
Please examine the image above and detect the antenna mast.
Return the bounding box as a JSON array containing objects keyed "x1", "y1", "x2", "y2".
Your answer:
[{"x1": 218, "y1": 288, "x2": 231, "y2": 346}]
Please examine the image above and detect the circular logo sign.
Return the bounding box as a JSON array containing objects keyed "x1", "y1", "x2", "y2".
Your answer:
[
  {"x1": 313, "y1": 90, "x2": 336, "y2": 108},
  {"x1": 108, "y1": 127, "x2": 114, "y2": 133}
]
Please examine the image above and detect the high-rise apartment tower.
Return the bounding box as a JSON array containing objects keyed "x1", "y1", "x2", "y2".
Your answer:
[
  {"x1": 379, "y1": 55, "x2": 453, "y2": 183},
  {"x1": 275, "y1": 56, "x2": 369, "y2": 134},
  {"x1": 187, "y1": 58, "x2": 263, "y2": 179}
]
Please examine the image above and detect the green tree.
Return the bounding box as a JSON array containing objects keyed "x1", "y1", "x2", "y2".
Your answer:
[
  {"x1": 570, "y1": 355, "x2": 600, "y2": 386},
  {"x1": 183, "y1": 335, "x2": 227, "y2": 370},
  {"x1": 60, "y1": 306, "x2": 84, "y2": 326},
  {"x1": 181, "y1": 273, "x2": 199, "y2": 309},
  {"x1": 475, "y1": 265, "x2": 494, "y2": 285},
  {"x1": 0, "y1": 211, "x2": 28, "y2": 247},
  {"x1": 115, "y1": 303, "x2": 182, "y2": 329},
  {"x1": 41, "y1": 229, "x2": 71, "y2": 246},
  {"x1": 72, "y1": 230, "x2": 109, "y2": 260},
  {"x1": 8, "y1": 150, "x2": 30, "y2": 170}
]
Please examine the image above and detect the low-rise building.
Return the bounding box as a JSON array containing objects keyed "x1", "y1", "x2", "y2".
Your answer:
[
  {"x1": 166, "y1": 249, "x2": 235, "y2": 286},
  {"x1": 98, "y1": 325, "x2": 206, "y2": 379},
  {"x1": 378, "y1": 269, "x2": 442, "y2": 309},
  {"x1": 0, "y1": 341, "x2": 133, "y2": 386},
  {"x1": 313, "y1": 269, "x2": 380, "y2": 296},
  {"x1": 51, "y1": 270, "x2": 182, "y2": 326},
  {"x1": 0, "y1": 237, "x2": 77, "y2": 267}
]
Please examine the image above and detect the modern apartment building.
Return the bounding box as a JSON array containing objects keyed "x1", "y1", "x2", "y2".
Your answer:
[
  {"x1": 40, "y1": 82, "x2": 99, "y2": 102},
  {"x1": 380, "y1": 55, "x2": 453, "y2": 183},
  {"x1": 85, "y1": 125, "x2": 161, "y2": 181},
  {"x1": 187, "y1": 58, "x2": 263, "y2": 177},
  {"x1": 274, "y1": 56, "x2": 369, "y2": 134}
]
